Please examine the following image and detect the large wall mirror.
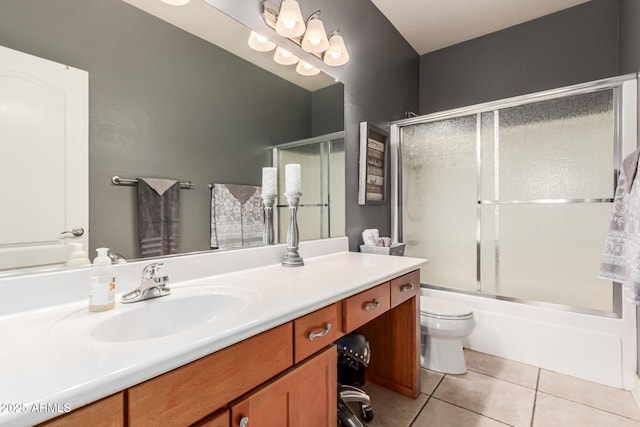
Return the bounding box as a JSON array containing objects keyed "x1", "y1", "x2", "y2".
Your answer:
[{"x1": 0, "y1": 0, "x2": 344, "y2": 274}]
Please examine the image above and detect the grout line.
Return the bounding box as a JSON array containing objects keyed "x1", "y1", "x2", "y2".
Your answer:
[
  {"x1": 408, "y1": 394, "x2": 432, "y2": 427},
  {"x1": 536, "y1": 390, "x2": 640, "y2": 423},
  {"x1": 409, "y1": 372, "x2": 447, "y2": 427},
  {"x1": 530, "y1": 368, "x2": 541, "y2": 427},
  {"x1": 428, "y1": 396, "x2": 513, "y2": 426}
]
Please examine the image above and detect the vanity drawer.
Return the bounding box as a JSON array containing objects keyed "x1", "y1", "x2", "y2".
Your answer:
[
  {"x1": 128, "y1": 323, "x2": 293, "y2": 426},
  {"x1": 294, "y1": 302, "x2": 343, "y2": 363},
  {"x1": 343, "y1": 282, "x2": 391, "y2": 332},
  {"x1": 390, "y1": 270, "x2": 420, "y2": 308}
]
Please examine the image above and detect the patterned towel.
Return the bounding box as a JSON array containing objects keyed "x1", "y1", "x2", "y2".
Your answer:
[
  {"x1": 211, "y1": 184, "x2": 262, "y2": 249},
  {"x1": 599, "y1": 148, "x2": 640, "y2": 303}
]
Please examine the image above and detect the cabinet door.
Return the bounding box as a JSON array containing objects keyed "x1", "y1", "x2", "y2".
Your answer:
[
  {"x1": 38, "y1": 393, "x2": 124, "y2": 427},
  {"x1": 231, "y1": 346, "x2": 336, "y2": 427}
]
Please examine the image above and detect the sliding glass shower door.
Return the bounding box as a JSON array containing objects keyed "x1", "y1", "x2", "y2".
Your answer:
[{"x1": 399, "y1": 80, "x2": 633, "y2": 314}]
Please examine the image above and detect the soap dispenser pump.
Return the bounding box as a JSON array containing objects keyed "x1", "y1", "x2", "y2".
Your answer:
[
  {"x1": 89, "y1": 247, "x2": 116, "y2": 312},
  {"x1": 66, "y1": 242, "x2": 91, "y2": 268}
]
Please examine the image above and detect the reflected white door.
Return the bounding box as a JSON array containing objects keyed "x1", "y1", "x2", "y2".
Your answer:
[{"x1": 0, "y1": 45, "x2": 88, "y2": 270}]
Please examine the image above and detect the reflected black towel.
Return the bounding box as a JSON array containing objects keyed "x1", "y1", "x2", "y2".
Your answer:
[{"x1": 137, "y1": 178, "x2": 180, "y2": 258}]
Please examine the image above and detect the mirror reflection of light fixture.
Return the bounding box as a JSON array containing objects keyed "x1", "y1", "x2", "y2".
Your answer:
[
  {"x1": 296, "y1": 60, "x2": 320, "y2": 76},
  {"x1": 301, "y1": 12, "x2": 329, "y2": 53},
  {"x1": 160, "y1": 0, "x2": 190, "y2": 5},
  {"x1": 248, "y1": 31, "x2": 277, "y2": 52},
  {"x1": 323, "y1": 30, "x2": 349, "y2": 66},
  {"x1": 275, "y1": 0, "x2": 306, "y2": 38},
  {"x1": 274, "y1": 46, "x2": 299, "y2": 65}
]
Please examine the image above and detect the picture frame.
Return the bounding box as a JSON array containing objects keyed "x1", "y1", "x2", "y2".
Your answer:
[{"x1": 358, "y1": 121, "x2": 389, "y2": 205}]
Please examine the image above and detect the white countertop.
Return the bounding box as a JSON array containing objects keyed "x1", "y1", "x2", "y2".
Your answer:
[{"x1": 0, "y1": 239, "x2": 426, "y2": 426}]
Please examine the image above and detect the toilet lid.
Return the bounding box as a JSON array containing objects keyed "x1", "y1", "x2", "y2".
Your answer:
[{"x1": 420, "y1": 296, "x2": 473, "y2": 319}]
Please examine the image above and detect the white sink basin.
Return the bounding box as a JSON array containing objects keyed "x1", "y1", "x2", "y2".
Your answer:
[{"x1": 90, "y1": 290, "x2": 250, "y2": 342}]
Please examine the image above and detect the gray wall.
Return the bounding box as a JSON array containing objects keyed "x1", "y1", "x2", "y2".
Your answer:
[
  {"x1": 419, "y1": 0, "x2": 620, "y2": 114},
  {"x1": 207, "y1": 0, "x2": 420, "y2": 251},
  {"x1": 0, "y1": 0, "x2": 320, "y2": 259}
]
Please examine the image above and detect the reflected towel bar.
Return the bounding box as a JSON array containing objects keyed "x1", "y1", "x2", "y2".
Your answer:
[{"x1": 111, "y1": 176, "x2": 194, "y2": 189}]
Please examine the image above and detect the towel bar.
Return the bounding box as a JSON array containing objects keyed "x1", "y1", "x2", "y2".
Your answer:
[{"x1": 111, "y1": 176, "x2": 194, "y2": 189}]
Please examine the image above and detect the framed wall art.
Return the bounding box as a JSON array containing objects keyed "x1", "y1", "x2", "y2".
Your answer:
[{"x1": 358, "y1": 121, "x2": 388, "y2": 205}]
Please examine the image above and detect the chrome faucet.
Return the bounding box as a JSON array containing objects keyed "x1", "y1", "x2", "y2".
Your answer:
[{"x1": 121, "y1": 262, "x2": 170, "y2": 304}]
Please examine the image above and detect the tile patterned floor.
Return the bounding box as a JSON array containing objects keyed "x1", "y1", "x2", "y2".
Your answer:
[{"x1": 354, "y1": 349, "x2": 640, "y2": 427}]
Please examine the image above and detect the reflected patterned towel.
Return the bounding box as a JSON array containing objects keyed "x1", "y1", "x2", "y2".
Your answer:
[
  {"x1": 599, "y1": 148, "x2": 640, "y2": 303},
  {"x1": 211, "y1": 184, "x2": 262, "y2": 249}
]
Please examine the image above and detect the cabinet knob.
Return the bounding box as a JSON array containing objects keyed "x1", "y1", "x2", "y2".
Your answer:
[
  {"x1": 400, "y1": 283, "x2": 414, "y2": 292},
  {"x1": 240, "y1": 416, "x2": 249, "y2": 427},
  {"x1": 308, "y1": 323, "x2": 332, "y2": 341},
  {"x1": 364, "y1": 299, "x2": 380, "y2": 311}
]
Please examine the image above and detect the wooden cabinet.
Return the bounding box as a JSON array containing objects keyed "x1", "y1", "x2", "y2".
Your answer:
[
  {"x1": 193, "y1": 409, "x2": 229, "y2": 427},
  {"x1": 343, "y1": 282, "x2": 391, "y2": 332},
  {"x1": 391, "y1": 270, "x2": 421, "y2": 308},
  {"x1": 38, "y1": 269, "x2": 421, "y2": 426},
  {"x1": 294, "y1": 302, "x2": 343, "y2": 364},
  {"x1": 128, "y1": 323, "x2": 292, "y2": 426},
  {"x1": 230, "y1": 346, "x2": 337, "y2": 427},
  {"x1": 38, "y1": 392, "x2": 124, "y2": 427},
  {"x1": 357, "y1": 270, "x2": 421, "y2": 398}
]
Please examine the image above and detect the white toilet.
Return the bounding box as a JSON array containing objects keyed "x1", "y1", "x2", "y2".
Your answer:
[{"x1": 420, "y1": 295, "x2": 475, "y2": 374}]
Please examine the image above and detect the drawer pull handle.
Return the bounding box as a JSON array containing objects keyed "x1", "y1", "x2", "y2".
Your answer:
[
  {"x1": 240, "y1": 416, "x2": 249, "y2": 427},
  {"x1": 400, "y1": 283, "x2": 414, "y2": 292},
  {"x1": 364, "y1": 299, "x2": 380, "y2": 311},
  {"x1": 309, "y1": 323, "x2": 332, "y2": 341}
]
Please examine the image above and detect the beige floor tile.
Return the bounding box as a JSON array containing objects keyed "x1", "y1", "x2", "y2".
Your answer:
[
  {"x1": 533, "y1": 392, "x2": 640, "y2": 427},
  {"x1": 433, "y1": 370, "x2": 535, "y2": 427},
  {"x1": 412, "y1": 397, "x2": 509, "y2": 427},
  {"x1": 359, "y1": 382, "x2": 428, "y2": 427},
  {"x1": 538, "y1": 369, "x2": 640, "y2": 421},
  {"x1": 421, "y1": 368, "x2": 444, "y2": 395},
  {"x1": 464, "y1": 349, "x2": 539, "y2": 389}
]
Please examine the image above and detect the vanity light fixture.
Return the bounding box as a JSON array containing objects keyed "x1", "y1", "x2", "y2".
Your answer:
[
  {"x1": 274, "y1": 46, "x2": 299, "y2": 65},
  {"x1": 323, "y1": 30, "x2": 349, "y2": 66},
  {"x1": 160, "y1": 0, "x2": 190, "y2": 5},
  {"x1": 261, "y1": 0, "x2": 350, "y2": 69},
  {"x1": 301, "y1": 12, "x2": 329, "y2": 53},
  {"x1": 248, "y1": 31, "x2": 277, "y2": 52},
  {"x1": 275, "y1": 0, "x2": 306, "y2": 38},
  {"x1": 296, "y1": 60, "x2": 320, "y2": 76}
]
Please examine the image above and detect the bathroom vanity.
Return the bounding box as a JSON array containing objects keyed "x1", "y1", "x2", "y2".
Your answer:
[{"x1": 0, "y1": 238, "x2": 426, "y2": 426}]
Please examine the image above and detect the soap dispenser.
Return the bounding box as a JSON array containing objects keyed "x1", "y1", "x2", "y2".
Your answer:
[
  {"x1": 89, "y1": 247, "x2": 116, "y2": 312},
  {"x1": 66, "y1": 243, "x2": 91, "y2": 268}
]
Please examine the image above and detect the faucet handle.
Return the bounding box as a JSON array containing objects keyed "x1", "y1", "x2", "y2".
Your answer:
[{"x1": 142, "y1": 262, "x2": 164, "y2": 280}]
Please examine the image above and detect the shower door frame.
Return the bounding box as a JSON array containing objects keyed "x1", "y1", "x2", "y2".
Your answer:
[
  {"x1": 272, "y1": 131, "x2": 345, "y2": 242},
  {"x1": 389, "y1": 74, "x2": 638, "y2": 317}
]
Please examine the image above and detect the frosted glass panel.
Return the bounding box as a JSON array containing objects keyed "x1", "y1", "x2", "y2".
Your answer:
[
  {"x1": 480, "y1": 112, "x2": 495, "y2": 201},
  {"x1": 329, "y1": 139, "x2": 345, "y2": 238},
  {"x1": 275, "y1": 136, "x2": 344, "y2": 243},
  {"x1": 401, "y1": 116, "x2": 477, "y2": 290},
  {"x1": 277, "y1": 143, "x2": 323, "y2": 205},
  {"x1": 490, "y1": 203, "x2": 613, "y2": 311},
  {"x1": 277, "y1": 206, "x2": 327, "y2": 242},
  {"x1": 497, "y1": 90, "x2": 614, "y2": 200}
]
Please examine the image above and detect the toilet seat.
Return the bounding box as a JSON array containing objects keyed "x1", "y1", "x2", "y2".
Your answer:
[{"x1": 420, "y1": 296, "x2": 473, "y2": 320}]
